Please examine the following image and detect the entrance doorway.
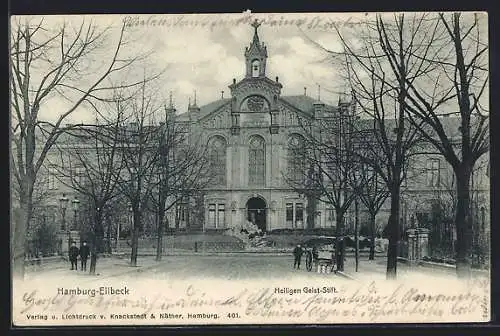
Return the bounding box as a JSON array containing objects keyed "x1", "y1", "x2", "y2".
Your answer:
[{"x1": 246, "y1": 197, "x2": 267, "y2": 232}]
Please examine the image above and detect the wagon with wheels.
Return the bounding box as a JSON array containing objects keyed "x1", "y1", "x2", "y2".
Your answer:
[{"x1": 301, "y1": 236, "x2": 336, "y2": 273}]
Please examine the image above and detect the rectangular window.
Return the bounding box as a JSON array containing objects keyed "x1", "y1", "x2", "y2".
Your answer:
[
  {"x1": 217, "y1": 204, "x2": 225, "y2": 228},
  {"x1": 176, "y1": 203, "x2": 187, "y2": 222},
  {"x1": 208, "y1": 204, "x2": 216, "y2": 228},
  {"x1": 426, "y1": 159, "x2": 440, "y2": 187},
  {"x1": 327, "y1": 208, "x2": 334, "y2": 222},
  {"x1": 295, "y1": 203, "x2": 304, "y2": 228},
  {"x1": 286, "y1": 203, "x2": 293, "y2": 223},
  {"x1": 48, "y1": 167, "x2": 57, "y2": 190},
  {"x1": 74, "y1": 166, "x2": 84, "y2": 184}
]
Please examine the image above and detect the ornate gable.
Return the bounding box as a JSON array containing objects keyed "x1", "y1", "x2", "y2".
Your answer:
[{"x1": 202, "y1": 105, "x2": 231, "y2": 129}]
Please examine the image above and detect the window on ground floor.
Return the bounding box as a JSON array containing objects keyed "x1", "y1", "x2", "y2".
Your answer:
[
  {"x1": 207, "y1": 203, "x2": 225, "y2": 229},
  {"x1": 327, "y1": 208, "x2": 335, "y2": 226},
  {"x1": 285, "y1": 202, "x2": 305, "y2": 229}
]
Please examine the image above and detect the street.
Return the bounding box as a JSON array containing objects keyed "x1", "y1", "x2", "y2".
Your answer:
[{"x1": 22, "y1": 253, "x2": 464, "y2": 284}]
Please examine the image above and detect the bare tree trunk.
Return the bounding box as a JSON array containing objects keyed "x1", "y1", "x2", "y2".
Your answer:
[
  {"x1": 335, "y1": 210, "x2": 345, "y2": 272},
  {"x1": 13, "y1": 199, "x2": 30, "y2": 279},
  {"x1": 386, "y1": 185, "x2": 400, "y2": 279},
  {"x1": 89, "y1": 211, "x2": 104, "y2": 275},
  {"x1": 156, "y1": 209, "x2": 165, "y2": 262},
  {"x1": 354, "y1": 198, "x2": 359, "y2": 272},
  {"x1": 306, "y1": 196, "x2": 317, "y2": 230},
  {"x1": 369, "y1": 212, "x2": 376, "y2": 260},
  {"x1": 130, "y1": 210, "x2": 140, "y2": 266},
  {"x1": 106, "y1": 216, "x2": 112, "y2": 254},
  {"x1": 12, "y1": 182, "x2": 34, "y2": 279},
  {"x1": 89, "y1": 234, "x2": 97, "y2": 275},
  {"x1": 455, "y1": 166, "x2": 472, "y2": 278}
]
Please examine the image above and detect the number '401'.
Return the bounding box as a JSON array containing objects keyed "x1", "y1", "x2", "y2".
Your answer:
[{"x1": 227, "y1": 312, "x2": 240, "y2": 318}]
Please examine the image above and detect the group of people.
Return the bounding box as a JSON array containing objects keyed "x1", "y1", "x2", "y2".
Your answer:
[
  {"x1": 292, "y1": 244, "x2": 319, "y2": 269},
  {"x1": 68, "y1": 241, "x2": 90, "y2": 271}
]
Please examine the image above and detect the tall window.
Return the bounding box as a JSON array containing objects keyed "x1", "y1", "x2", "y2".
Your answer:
[
  {"x1": 295, "y1": 203, "x2": 304, "y2": 225},
  {"x1": 285, "y1": 202, "x2": 305, "y2": 229},
  {"x1": 207, "y1": 203, "x2": 225, "y2": 229},
  {"x1": 288, "y1": 134, "x2": 306, "y2": 183},
  {"x1": 48, "y1": 166, "x2": 58, "y2": 190},
  {"x1": 327, "y1": 208, "x2": 335, "y2": 225},
  {"x1": 426, "y1": 158, "x2": 440, "y2": 187},
  {"x1": 74, "y1": 166, "x2": 85, "y2": 185},
  {"x1": 286, "y1": 203, "x2": 293, "y2": 223},
  {"x1": 208, "y1": 136, "x2": 227, "y2": 186},
  {"x1": 176, "y1": 203, "x2": 188, "y2": 225},
  {"x1": 218, "y1": 204, "x2": 225, "y2": 228},
  {"x1": 208, "y1": 204, "x2": 216, "y2": 228},
  {"x1": 252, "y1": 59, "x2": 260, "y2": 77},
  {"x1": 249, "y1": 135, "x2": 265, "y2": 185}
]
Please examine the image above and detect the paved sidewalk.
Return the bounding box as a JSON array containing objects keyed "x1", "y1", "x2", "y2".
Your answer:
[
  {"x1": 339, "y1": 256, "x2": 489, "y2": 282},
  {"x1": 24, "y1": 255, "x2": 163, "y2": 284}
]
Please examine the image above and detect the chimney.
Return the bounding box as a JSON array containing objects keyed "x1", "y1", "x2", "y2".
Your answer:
[{"x1": 304, "y1": 87, "x2": 307, "y2": 96}]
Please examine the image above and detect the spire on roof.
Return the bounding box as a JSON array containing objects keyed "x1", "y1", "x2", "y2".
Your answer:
[{"x1": 251, "y1": 19, "x2": 262, "y2": 45}]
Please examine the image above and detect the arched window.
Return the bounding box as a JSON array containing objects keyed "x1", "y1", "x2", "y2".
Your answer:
[
  {"x1": 288, "y1": 134, "x2": 306, "y2": 183},
  {"x1": 252, "y1": 59, "x2": 260, "y2": 77},
  {"x1": 208, "y1": 136, "x2": 227, "y2": 186},
  {"x1": 249, "y1": 135, "x2": 265, "y2": 185}
]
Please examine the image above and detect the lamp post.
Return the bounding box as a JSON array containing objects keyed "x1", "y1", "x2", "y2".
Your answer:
[
  {"x1": 72, "y1": 198, "x2": 80, "y2": 230},
  {"x1": 72, "y1": 197, "x2": 80, "y2": 251},
  {"x1": 59, "y1": 193, "x2": 69, "y2": 252}
]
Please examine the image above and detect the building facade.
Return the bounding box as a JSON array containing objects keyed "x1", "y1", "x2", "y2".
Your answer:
[
  {"x1": 17, "y1": 23, "x2": 489, "y2": 260},
  {"x1": 170, "y1": 23, "x2": 351, "y2": 233}
]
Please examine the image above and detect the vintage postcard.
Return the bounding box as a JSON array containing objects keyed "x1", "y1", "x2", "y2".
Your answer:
[{"x1": 10, "y1": 11, "x2": 490, "y2": 326}]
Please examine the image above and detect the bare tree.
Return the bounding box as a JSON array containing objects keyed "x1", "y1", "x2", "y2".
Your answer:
[
  {"x1": 288, "y1": 106, "x2": 364, "y2": 272},
  {"x1": 353, "y1": 144, "x2": 390, "y2": 260},
  {"x1": 10, "y1": 17, "x2": 150, "y2": 277},
  {"x1": 116, "y1": 80, "x2": 165, "y2": 267},
  {"x1": 145, "y1": 104, "x2": 213, "y2": 261},
  {"x1": 50, "y1": 106, "x2": 124, "y2": 274},
  {"x1": 325, "y1": 14, "x2": 433, "y2": 279},
  {"x1": 400, "y1": 13, "x2": 489, "y2": 278}
]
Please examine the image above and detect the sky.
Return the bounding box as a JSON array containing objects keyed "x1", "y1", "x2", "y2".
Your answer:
[{"x1": 10, "y1": 12, "x2": 488, "y2": 125}]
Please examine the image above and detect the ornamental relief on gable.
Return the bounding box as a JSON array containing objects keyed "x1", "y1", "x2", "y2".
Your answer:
[
  {"x1": 203, "y1": 107, "x2": 230, "y2": 129},
  {"x1": 231, "y1": 81, "x2": 280, "y2": 97},
  {"x1": 240, "y1": 112, "x2": 270, "y2": 127},
  {"x1": 279, "y1": 105, "x2": 298, "y2": 126}
]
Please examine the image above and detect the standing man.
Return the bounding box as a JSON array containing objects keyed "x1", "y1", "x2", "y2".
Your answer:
[
  {"x1": 80, "y1": 241, "x2": 90, "y2": 272},
  {"x1": 293, "y1": 244, "x2": 304, "y2": 269},
  {"x1": 69, "y1": 241, "x2": 79, "y2": 270}
]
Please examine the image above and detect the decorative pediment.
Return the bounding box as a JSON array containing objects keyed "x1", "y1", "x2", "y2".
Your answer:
[
  {"x1": 202, "y1": 107, "x2": 230, "y2": 129},
  {"x1": 230, "y1": 78, "x2": 282, "y2": 97}
]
